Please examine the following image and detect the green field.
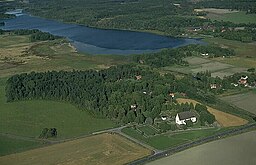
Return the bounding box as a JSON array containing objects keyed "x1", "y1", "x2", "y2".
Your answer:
[
  {"x1": 221, "y1": 92, "x2": 256, "y2": 115},
  {"x1": 162, "y1": 36, "x2": 256, "y2": 78},
  {"x1": 0, "y1": 78, "x2": 115, "y2": 139},
  {"x1": 208, "y1": 11, "x2": 256, "y2": 24},
  {"x1": 122, "y1": 127, "x2": 226, "y2": 150},
  {"x1": 138, "y1": 126, "x2": 159, "y2": 136},
  {"x1": 203, "y1": 37, "x2": 256, "y2": 69},
  {"x1": 0, "y1": 133, "x2": 151, "y2": 165},
  {"x1": 148, "y1": 130, "x2": 256, "y2": 165},
  {"x1": 0, "y1": 135, "x2": 42, "y2": 156},
  {"x1": 162, "y1": 56, "x2": 245, "y2": 78}
]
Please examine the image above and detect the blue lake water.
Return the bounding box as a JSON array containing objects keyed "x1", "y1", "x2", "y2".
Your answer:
[{"x1": 1, "y1": 11, "x2": 204, "y2": 55}]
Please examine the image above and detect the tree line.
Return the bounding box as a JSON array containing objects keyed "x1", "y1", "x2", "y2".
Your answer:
[
  {"x1": 133, "y1": 45, "x2": 235, "y2": 68},
  {"x1": 11, "y1": 29, "x2": 61, "y2": 41},
  {"x1": 6, "y1": 63, "x2": 247, "y2": 124}
]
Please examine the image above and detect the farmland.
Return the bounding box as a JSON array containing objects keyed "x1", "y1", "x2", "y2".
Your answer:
[
  {"x1": 162, "y1": 36, "x2": 256, "y2": 78},
  {"x1": 148, "y1": 130, "x2": 256, "y2": 165},
  {"x1": 0, "y1": 133, "x2": 151, "y2": 165},
  {"x1": 206, "y1": 10, "x2": 256, "y2": 24},
  {"x1": 176, "y1": 98, "x2": 248, "y2": 127},
  {"x1": 203, "y1": 37, "x2": 256, "y2": 71},
  {"x1": 221, "y1": 92, "x2": 256, "y2": 115},
  {"x1": 162, "y1": 56, "x2": 247, "y2": 78}
]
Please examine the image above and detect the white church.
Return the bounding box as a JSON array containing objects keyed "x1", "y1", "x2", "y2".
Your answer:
[{"x1": 176, "y1": 111, "x2": 197, "y2": 125}]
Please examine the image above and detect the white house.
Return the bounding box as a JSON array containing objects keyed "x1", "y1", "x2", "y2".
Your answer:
[
  {"x1": 176, "y1": 111, "x2": 197, "y2": 125},
  {"x1": 161, "y1": 116, "x2": 167, "y2": 121}
]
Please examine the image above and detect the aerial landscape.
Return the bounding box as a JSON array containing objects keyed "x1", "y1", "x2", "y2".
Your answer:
[{"x1": 0, "y1": 0, "x2": 255, "y2": 165}]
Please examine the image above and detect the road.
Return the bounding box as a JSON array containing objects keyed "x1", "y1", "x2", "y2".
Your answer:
[
  {"x1": 1, "y1": 122, "x2": 255, "y2": 165},
  {"x1": 127, "y1": 123, "x2": 256, "y2": 165}
]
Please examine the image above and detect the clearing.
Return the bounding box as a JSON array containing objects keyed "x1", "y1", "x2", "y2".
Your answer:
[
  {"x1": 221, "y1": 91, "x2": 256, "y2": 115},
  {"x1": 148, "y1": 130, "x2": 256, "y2": 165},
  {"x1": 0, "y1": 133, "x2": 151, "y2": 165},
  {"x1": 176, "y1": 98, "x2": 248, "y2": 127}
]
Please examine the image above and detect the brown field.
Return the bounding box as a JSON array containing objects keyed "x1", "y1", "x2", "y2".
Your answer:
[
  {"x1": 0, "y1": 133, "x2": 151, "y2": 165},
  {"x1": 176, "y1": 98, "x2": 248, "y2": 127}
]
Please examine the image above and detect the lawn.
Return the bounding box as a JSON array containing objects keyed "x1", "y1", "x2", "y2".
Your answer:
[
  {"x1": 0, "y1": 133, "x2": 151, "y2": 165},
  {"x1": 0, "y1": 78, "x2": 116, "y2": 139},
  {"x1": 122, "y1": 127, "x2": 226, "y2": 150},
  {"x1": 221, "y1": 92, "x2": 256, "y2": 115},
  {"x1": 0, "y1": 135, "x2": 42, "y2": 156}
]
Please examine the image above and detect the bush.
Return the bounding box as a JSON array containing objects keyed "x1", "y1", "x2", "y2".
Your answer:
[
  {"x1": 39, "y1": 128, "x2": 57, "y2": 139},
  {"x1": 185, "y1": 120, "x2": 193, "y2": 127}
]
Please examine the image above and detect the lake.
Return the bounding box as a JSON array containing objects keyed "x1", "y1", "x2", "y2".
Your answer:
[{"x1": 1, "y1": 11, "x2": 204, "y2": 55}]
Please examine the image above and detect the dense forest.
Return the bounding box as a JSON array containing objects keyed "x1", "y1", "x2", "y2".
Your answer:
[
  {"x1": 15, "y1": 0, "x2": 254, "y2": 39},
  {"x1": 24, "y1": 0, "x2": 204, "y2": 36},
  {"x1": 7, "y1": 64, "x2": 253, "y2": 124},
  {"x1": 1, "y1": 0, "x2": 255, "y2": 41}
]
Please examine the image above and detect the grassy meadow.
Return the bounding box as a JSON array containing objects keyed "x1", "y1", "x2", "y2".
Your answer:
[
  {"x1": 0, "y1": 135, "x2": 42, "y2": 156},
  {"x1": 203, "y1": 37, "x2": 256, "y2": 68},
  {"x1": 208, "y1": 11, "x2": 256, "y2": 24},
  {"x1": 0, "y1": 34, "x2": 128, "y2": 77},
  {"x1": 162, "y1": 57, "x2": 245, "y2": 78},
  {"x1": 0, "y1": 79, "x2": 115, "y2": 139},
  {"x1": 0, "y1": 133, "x2": 151, "y2": 165},
  {"x1": 162, "y1": 36, "x2": 256, "y2": 78},
  {"x1": 198, "y1": 8, "x2": 256, "y2": 24}
]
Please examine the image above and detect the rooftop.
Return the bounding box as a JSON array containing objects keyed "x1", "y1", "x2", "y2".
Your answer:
[{"x1": 178, "y1": 111, "x2": 196, "y2": 120}]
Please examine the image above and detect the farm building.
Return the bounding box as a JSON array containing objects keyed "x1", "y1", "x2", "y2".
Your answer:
[{"x1": 176, "y1": 111, "x2": 197, "y2": 125}]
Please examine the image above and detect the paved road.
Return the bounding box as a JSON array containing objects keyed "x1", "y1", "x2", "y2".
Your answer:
[
  {"x1": 2, "y1": 123, "x2": 255, "y2": 165},
  {"x1": 128, "y1": 123, "x2": 256, "y2": 165}
]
